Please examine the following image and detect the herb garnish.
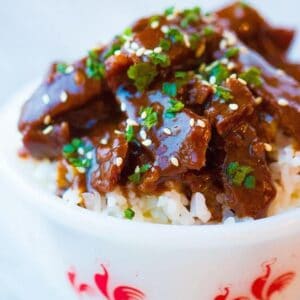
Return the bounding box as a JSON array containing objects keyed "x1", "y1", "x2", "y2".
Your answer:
[
  {"x1": 103, "y1": 43, "x2": 122, "y2": 59},
  {"x1": 86, "y1": 50, "x2": 105, "y2": 79},
  {"x1": 125, "y1": 125, "x2": 135, "y2": 142},
  {"x1": 165, "y1": 99, "x2": 185, "y2": 118},
  {"x1": 159, "y1": 39, "x2": 171, "y2": 51},
  {"x1": 215, "y1": 86, "x2": 233, "y2": 102},
  {"x1": 124, "y1": 208, "x2": 135, "y2": 219},
  {"x1": 149, "y1": 52, "x2": 170, "y2": 67},
  {"x1": 227, "y1": 161, "x2": 256, "y2": 189},
  {"x1": 162, "y1": 82, "x2": 177, "y2": 97},
  {"x1": 189, "y1": 33, "x2": 201, "y2": 50},
  {"x1": 206, "y1": 61, "x2": 229, "y2": 84},
  {"x1": 127, "y1": 62, "x2": 158, "y2": 91},
  {"x1": 180, "y1": 6, "x2": 201, "y2": 28},
  {"x1": 140, "y1": 107, "x2": 158, "y2": 129},
  {"x1": 239, "y1": 67, "x2": 263, "y2": 87},
  {"x1": 225, "y1": 47, "x2": 240, "y2": 58},
  {"x1": 166, "y1": 28, "x2": 184, "y2": 44},
  {"x1": 128, "y1": 164, "x2": 151, "y2": 184},
  {"x1": 164, "y1": 6, "x2": 175, "y2": 16},
  {"x1": 56, "y1": 63, "x2": 69, "y2": 74},
  {"x1": 203, "y1": 26, "x2": 215, "y2": 37},
  {"x1": 63, "y1": 138, "x2": 93, "y2": 171}
]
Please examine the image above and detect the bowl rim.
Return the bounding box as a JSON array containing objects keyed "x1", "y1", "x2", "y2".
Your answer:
[{"x1": 1, "y1": 81, "x2": 300, "y2": 248}]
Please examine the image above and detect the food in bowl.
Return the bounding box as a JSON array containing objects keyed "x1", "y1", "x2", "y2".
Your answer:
[{"x1": 17, "y1": 2, "x2": 300, "y2": 225}]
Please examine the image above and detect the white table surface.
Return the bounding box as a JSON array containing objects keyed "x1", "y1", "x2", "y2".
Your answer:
[{"x1": 0, "y1": 1, "x2": 299, "y2": 299}]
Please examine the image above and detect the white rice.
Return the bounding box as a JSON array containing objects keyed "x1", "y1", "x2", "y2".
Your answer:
[{"x1": 18, "y1": 137, "x2": 300, "y2": 225}]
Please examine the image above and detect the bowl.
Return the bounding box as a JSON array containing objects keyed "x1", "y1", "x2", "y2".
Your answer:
[{"x1": 0, "y1": 82, "x2": 300, "y2": 299}]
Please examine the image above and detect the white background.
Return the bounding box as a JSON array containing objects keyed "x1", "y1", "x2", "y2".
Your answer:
[{"x1": 0, "y1": 1, "x2": 299, "y2": 299}]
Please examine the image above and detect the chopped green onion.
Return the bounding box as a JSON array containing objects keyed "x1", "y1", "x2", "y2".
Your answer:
[
  {"x1": 165, "y1": 99, "x2": 184, "y2": 118},
  {"x1": 175, "y1": 71, "x2": 188, "y2": 79},
  {"x1": 215, "y1": 86, "x2": 233, "y2": 102},
  {"x1": 203, "y1": 26, "x2": 215, "y2": 37},
  {"x1": 189, "y1": 33, "x2": 201, "y2": 50},
  {"x1": 166, "y1": 28, "x2": 184, "y2": 44},
  {"x1": 180, "y1": 6, "x2": 201, "y2": 28},
  {"x1": 128, "y1": 163, "x2": 151, "y2": 184},
  {"x1": 125, "y1": 125, "x2": 135, "y2": 142},
  {"x1": 159, "y1": 39, "x2": 171, "y2": 51},
  {"x1": 226, "y1": 161, "x2": 255, "y2": 188},
  {"x1": 244, "y1": 175, "x2": 256, "y2": 189},
  {"x1": 56, "y1": 63, "x2": 69, "y2": 74},
  {"x1": 124, "y1": 208, "x2": 135, "y2": 219},
  {"x1": 239, "y1": 67, "x2": 263, "y2": 87},
  {"x1": 140, "y1": 107, "x2": 158, "y2": 129},
  {"x1": 149, "y1": 52, "x2": 170, "y2": 67},
  {"x1": 162, "y1": 82, "x2": 177, "y2": 97},
  {"x1": 127, "y1": 62, "x2": 158, "y2": 91},
  {"x1": 164, "y1": 6, "x2": 175, "y2": 16},
  {"x1": 225, "y1": 47, "x2": 240, "y2": 58},
  {"x1": 206, "y1": 61, "x2": 229, "y2": 84},
  {"x1": 86, "y1": 50, "x2": 105, "y2": 79},
  {"x1": 103, "y1": 43, "x2": 122, "y2": 59}
]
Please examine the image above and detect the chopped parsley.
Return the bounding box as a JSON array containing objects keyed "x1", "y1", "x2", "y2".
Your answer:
[
  {"x1": 164, "y1": 6, "x2": 175, "y2": 16},
  {"x1": 215, "y1": 86, "x2": 233, "y2": 102},
  {"x1": 140, "y1": 107, "x2": 158, "y2": 129},
  {"x1": 225, "y1": 47, "x2": 240, "y2": 58},
  {"x1": 206, "y1": 61, "x2": 229, "y2": 84},
  {"x1": 165, "y1": 99, "x2": 185, "y2": 118},
  {"x1": 226, "y1": 162, "x2": 256, "y2": 189},
  {"x1": 159, "y1": 38, "x2": 171, "y2": 51},
  {"x1": 128, "y1": 163, "x2": 151, "y2": 184},
  {"x1": 127, "y1": 62, "x2": 158, "y2": 91},
  {"x1": 86, "y1": 50, "x2": 105, "y2": 79},
  {"x1": 63, "y1": 138, "x2": 93, "y2": 171},
  {"x1": 125, "y1": 125, "x2": 135, "y2": 142},
  {"x1": 166, "y1": 28, "x2": 184, "y2": 44},
  {"x1": 124, "y1": 208, "x2": 135, "y2": 219},
  {"x1": 239, "y1": 67, "x2": 263, "y2": 87},
  {"x1": 149, "y1": 52, "x2": 170, "y2": 67},
  {"x1": 56, "y1": 63, "x2": 69, "y2": 74},
  {"x1": 103, "y1": 43, "x2": 122, "y2": 59},
  {"x1": 202, "y1": 26, "x2": 215, "y2": 37},
  {"x1": 162, "y1": 82, "x2": 177, "y2": 97},
  {"x1": 180, "y1": 6, "x2": 201, "y2": 28}
]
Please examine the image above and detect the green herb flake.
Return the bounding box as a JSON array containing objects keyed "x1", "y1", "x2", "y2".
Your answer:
[
  {"x1": 124, "y1": 208, "x2": 135, "y2": 219},
  {"x1": 239, "y1": 67, "x2": 263, "y2": 87},
  {"x1": 166, "y1": 28, "x2": 184, "y2": 44},
  {"x1": 189, "y1": 33, "x2": 201, "y2": 50},
  {"x1": 175, "y1": 71, "x2": 188, "y2": 79},
  {"x1": 215, "y1": 86, "x2": 233, "y2": 102},
  {"x1": 225, "y1": 47, "x2": 240, "y2": 58},
  {"x1": 86, "y1": 50, "x2": 105, "y2": 80},
  {"x1": 203, "y1": 26, "x2": 215, "y2": 37},
  {"x1": 162, "y1": 82, "x2": 177, "y2": 97},
  {"x1": 104, "y1": 43, "x2": 121, "y2": 59},
  {"x1": 164, "y1": 6, "x2": 175, "y2": 16},
  {"x1": 140, "y1": 107, "x2": 158, "y2": 129},
  {"x1": 127, "y1": 62, "x2": 158, "y2": 91},
  {"x1": 207, "y1": 61, "x2": 229, "y2": 84},
  {"x1": 180, "y1": 6, "x2": 201, "y2": 28},
  {"x1": 165, "y1": 99, "x2": 185, "y2": 118},
  {"x1": 125, "y1": 125, "x2": 135, "y2": 142},
  {"x1": 149, "y1": 52, "x2": 170, "y2": 67},
  {"x1": 226, "y1": 162, "x2": 255, "y2": 188},
  {"x1": 159, "y1": 39, "x2": 171, "y2": 51},
  {"x1": 56, "y1": 63, "x2": 69, "y2": 74},
  {"x1": 128, "y1": 163, "x2": 151, "y2": 184}
]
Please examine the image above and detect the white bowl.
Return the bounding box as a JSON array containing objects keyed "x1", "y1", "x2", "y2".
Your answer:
[{"x1": 0, "y1": 83, "x2": 300, "y2": 299}]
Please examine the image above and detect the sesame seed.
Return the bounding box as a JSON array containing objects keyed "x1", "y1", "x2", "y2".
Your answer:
[
  {"x1": 141, "y1": 111, "x2": 147, "y2": 119},
  {"x1": 227, "y1": 62, "x2": 236, "y2": 70},
  {"x1": 77, "y1": 147, "x2": 85, "y2": 155},
  {"x1": 183, "y1": 34, "x2": 191, "y2": 48},
  {"x1": 115, "y1": 157, "x2": 123, "y2": 167},
  {"x1": 140, "y1": 129, "x2": 147, "y2": 140},
  {"x1": 142, "y1": 139, "x2": 152, "y2": 146},
  {"x1": 151, "y1": 20, "x2": 159, "y2": 29},
  {"x1": 154, "y1": 46, "x2": 162, "y2": 53},
  {"x1": 196, "y1": 119, "x2": 206, "y2": 128},
  {"x1": 238, "y1": 78, "x2": 247, "y2": 85},
  {"x1": 254, "y1": 97, "x2": 263, "y2": 105},
  {"x1": 86, "y1": 151, "x2": 93, "y2": 160},
  {"x1": 201, "y1": 80, "x2": 211, "y2": 86},
  {"x1": 219, "y1": 39, "x2": 227, "y2": 50},
  {"x1": 144, "y1": 49, "x2": 153, "y2": 56},
  {"x1": 223, "y1": 31, "x2": 236, "y2": 46},
  {"x1": 239, "y1": 45, "x2": 249, "y2": 54},
  {"x1": 130, "y1": 42, "x2": 139, "y2": 50},
  {"x1": 100, "y1": 138, "x2": 108, "y2": 145},
  {"x1": 278, "y1": 98, "x2": 288, "y2": 106},
  {"x1": 135, "y1": 166, "x2": 140, "y2": 173},
  {"x1": 76, "y1": 167, "x2": 86, "y2": 174},
  {"x1": 65, "y1": 65, "x2": 74, "y2": 74},
  {"x1": 264, "y1": 143, "x2": 273, "y2": 152},
  {"x1": 114, "y1": 50, "x2": 121, "y2": 56},
  {"x1": 220, "y1": 58, "x2": 229, "y2": 65},
  {"x1": 43, "y1": 115, "x2": 51, "y2": 125},
  {"x1": 136, "y1": 47, "x2": 145, "y2": 57},
  {"x1": 42, "y1": 94, "x2": 50, "y2": 104},
  {"x1": 229, "y1": 73, "x2": 237, "y2": 79},
  {"x1": 163, "y1": 127, "x2": 172, "y2": 135},
  {"x1": 189, "y1": 118, "x2": 195, "y2": 127},
  {"x1": 166, "y1": 14, "x2": 176, "y2": 21},
  {"x1": 276, "y1": 69, "x2": 285, "y2": 76},
  {"x1": 60, "y1": 90, "x2": 68, "y2": 102},
  {"x1": 126, "y1": 119, "x2": 139, "y2": 126},
  {"x1": 170, "y1": 156, "x2": 179, "y2": 167},
  {"x1": 114, "y1": 129, "x2": 123, "y2": 135},
  {"x1": 229, "y1": 103, "x2": 239, "y2": 111},
  {"x1": 161, "y1": 25, "x2": 169, "y2": 33},
  {"x1": 42, "y1": 125, "x2": 53, "y2": 135},
  {"x1": 209, "y1": 76, "x2": 216, "y2": 85}
]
